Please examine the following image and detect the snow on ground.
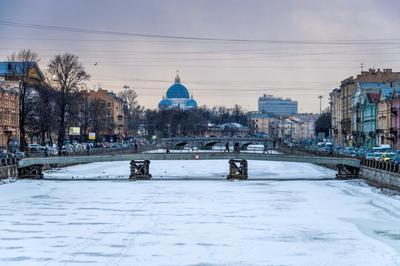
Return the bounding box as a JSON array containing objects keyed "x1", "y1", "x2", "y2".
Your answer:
[
  {"x1": 0, "y1": 161, "x2": 400, "y2": 265},
  {"x1": 43, "y1": 160, "x2": 331, "y2": 180}
]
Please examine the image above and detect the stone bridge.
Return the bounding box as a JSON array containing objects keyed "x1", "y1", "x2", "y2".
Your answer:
[
  {"x1": 18, "y1": 152, "x2": 360, "y2": 180},
  {"x1": 161, "y1": 137, "x2": 274, "y2": 150}
]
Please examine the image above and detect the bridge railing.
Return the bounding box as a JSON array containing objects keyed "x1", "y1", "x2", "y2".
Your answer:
[
  {"x1": 150, "y1": 147, "x2": 275, "y2": 154},
  {"x1": 0, "y1": 158, "x2": 17, "y2": 166},
  {"x1": 26, "y1": 145, "x2": 155, "y2": 158},
  {"x1": 361, "y1": 158, "x2": 400, "y2": 174}
]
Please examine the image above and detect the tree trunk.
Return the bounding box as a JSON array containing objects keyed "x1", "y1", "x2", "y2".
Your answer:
[{"x1": 58, "y1": 100, "x2": 66, "y2": 150}]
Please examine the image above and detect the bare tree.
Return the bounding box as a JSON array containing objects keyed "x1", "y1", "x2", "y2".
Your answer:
[
  {"x1": 118, "y1": 88, "x2": 138, "y2": 111},
  {"x1": 28, "y1": 83, "x2": 57, "y2": 145},
  {"x1": 88, "y1": 98, "x2": 110, "y2": 137},
  {"x1": 118, "y1": 88, "x2": 143, "y2": 135},
  {"x1": 7, "y1": 49, "x2": 41, "y2": 150},
  {"x1": 47, "y1": 53, "x2": 90, "y2": 149}
]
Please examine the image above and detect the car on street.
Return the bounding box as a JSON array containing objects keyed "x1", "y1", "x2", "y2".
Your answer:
[
  {"x1": 14, "y1": 151, "x2": 25, "y2": 159},
  {"x1": 28, "y1": 144, "x2": 44, "y2": 152},
  {"x1": 373, "y1": 152, "x2": 383, "y2": 161},
  {"x1": 47, "y1": 147, "x2": 58, "y2": 156},
  {"x1": 381, "y1": 152, "x2": 396, "y2": 162},
  {"x1": 365, "y1": 153, "x2": 375, "y2": 160}
]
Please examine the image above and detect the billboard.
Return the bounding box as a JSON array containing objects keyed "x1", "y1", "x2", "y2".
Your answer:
[{"x1": 69, "y1": 127, "x2": 81, "y2": 136}]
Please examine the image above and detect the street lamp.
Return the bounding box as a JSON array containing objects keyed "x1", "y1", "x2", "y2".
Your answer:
[{"x1": 318, "y1": 95, "x2": 323, "y2": 115}]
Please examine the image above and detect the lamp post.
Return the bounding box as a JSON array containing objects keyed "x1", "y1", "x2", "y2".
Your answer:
[{"x1": 318, "y1": 95, "x2": 323, "y2": 115}]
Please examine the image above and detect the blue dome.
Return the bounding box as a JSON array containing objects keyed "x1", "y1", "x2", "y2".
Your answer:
[
  {"x1": 158, "y1": 98, "x2": 173, "y2": 107},
  {"x1": 166, "y1": 83, "x2": 190, "y2": 98},
  {"x1": 186, "y1": 99, "x2": 197, "y2": 108}
]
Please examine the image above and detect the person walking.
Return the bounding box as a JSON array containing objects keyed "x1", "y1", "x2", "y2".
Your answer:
[
  {"x1": 224, "y1": 142, "x2": 230, "y2": 152},
  {"x1": 264, "y1": 144, "x2": 269, "y2": 154},
  {"x1": 86, "y1": 143, "x2": 90, "y2": 156}
]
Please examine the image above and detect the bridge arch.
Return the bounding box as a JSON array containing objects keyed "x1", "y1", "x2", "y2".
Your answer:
[
  {"x1": 174, "y1": 142, "x2": 188, "y2": 149},
  {"x1": 202, "y1": 141, "x2": 218, "y2": 150}
]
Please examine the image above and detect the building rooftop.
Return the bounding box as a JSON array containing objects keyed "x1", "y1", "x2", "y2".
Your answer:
[{"x1": 0, "y1": 61, "x2": 45, "y2": 80}]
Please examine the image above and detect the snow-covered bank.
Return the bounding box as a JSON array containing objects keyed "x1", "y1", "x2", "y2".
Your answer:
[{"x1": 0, "y1": 161, "x2": 400, "y2": 265}]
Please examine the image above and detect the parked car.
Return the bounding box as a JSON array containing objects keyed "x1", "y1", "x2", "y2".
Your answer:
[
  {"x1": 47, "y1": 147, "x2": 58, "y2": 156},
  {"x1": 392, "y1": 156, "x2": 400, "y2": 165},
  {"x1": 365, "y1": 153, "x2": 375, "y2": 160},
  {"x1": 14, "y1": 151, "x2": 25, "y2": 159},
  {"x1": 28, "y1": 144, "x2": 44, "y2": 152},
  {"x1": 381, "y1": 153, "x2": 396, "y2": 162},
  {"x1": 0, "y1": 152, "x2": 8, "y2": 160},
  {"x1": 373, "y1": 152, "x2": 383, "y2": 161}
]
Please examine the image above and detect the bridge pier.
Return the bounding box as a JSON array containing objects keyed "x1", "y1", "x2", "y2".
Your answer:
[
  {"x1": 129, "y1": 160, "x2": 152, "y2": 180},
  {"x1": 18, "y1": 165, "x2": 44, "y2": 179},
  {"x1": 227, "y1": 159, "x2": 248, "y2": 180},
  {"x1": 336, "y1": 164, "x2": 359, "y2": 179}
]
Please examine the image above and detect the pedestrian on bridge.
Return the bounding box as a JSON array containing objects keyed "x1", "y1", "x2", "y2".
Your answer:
[
  {"x1": 224, "y1": 142, "x2": 230, "y2": 152},
  {"x1": 264, "y1": 144, "x2": 269, "y2": 154},
  {"x1": 86, "y1": 143, "x2": 91, "y2": 156}
]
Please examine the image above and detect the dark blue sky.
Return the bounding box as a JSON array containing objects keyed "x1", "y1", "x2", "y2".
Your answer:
[{"x1": 1, "y1": 0, "x2": 399, "y2": 112}]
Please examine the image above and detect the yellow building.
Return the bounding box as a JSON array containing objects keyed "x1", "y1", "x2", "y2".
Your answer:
[
  {"x1": 249, "y1": 113, "x2": 275, "y2": 136},
  {"x1": 87, "y1": 88, "x2": 126, "y2": 140}
]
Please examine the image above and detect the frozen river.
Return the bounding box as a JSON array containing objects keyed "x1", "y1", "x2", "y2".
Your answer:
[{"x1": 1, "y1": 160, "x2": 400, "y2": 265}]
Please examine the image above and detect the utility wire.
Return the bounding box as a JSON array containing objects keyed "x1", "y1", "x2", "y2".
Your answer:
[{"x1": 1, "y1": 20, "x2": 400, "y2": 45}]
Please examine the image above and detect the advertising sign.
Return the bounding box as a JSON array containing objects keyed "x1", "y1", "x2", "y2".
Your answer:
[
  {"x1": 88, "y1": 132, "x2": 96, "y2": 140},
  {"x1": 69, "y1": 127, "x2": 81, "y2": 136}
]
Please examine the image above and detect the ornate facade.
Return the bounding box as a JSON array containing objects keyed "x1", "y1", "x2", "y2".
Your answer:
[{"x1": 0, "y1": 81, "x2": 19, "y2": 150}]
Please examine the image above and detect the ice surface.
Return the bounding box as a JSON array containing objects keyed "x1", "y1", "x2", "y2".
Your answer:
[{"x1": 0, "y1": 160, "x2": 400, "y2": 266}]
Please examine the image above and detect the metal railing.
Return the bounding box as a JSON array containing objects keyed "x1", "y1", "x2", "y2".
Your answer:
[
  {"x1": 361, "y1": 158, "x2": 400, "y2": 174},
  {"x1": 26, "y1": 145, "x2": 155, "y2": 158},
  {"x1": 0, "y1": 157, "x2": 17, "y2": 166}
]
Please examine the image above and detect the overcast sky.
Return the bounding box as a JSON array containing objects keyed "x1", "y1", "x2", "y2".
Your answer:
[{"x1": 1, "y1": 0, "x2": 400, "y2": 113}]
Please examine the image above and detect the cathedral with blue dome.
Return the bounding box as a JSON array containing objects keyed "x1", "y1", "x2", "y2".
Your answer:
[{"x1": 158, "y1": 72, "x2": 198, "y2": 110}]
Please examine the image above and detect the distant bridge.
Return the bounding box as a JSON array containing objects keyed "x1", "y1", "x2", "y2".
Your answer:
[{"x1": 161, "y1": 137, "x2": 274, "y2": 150}]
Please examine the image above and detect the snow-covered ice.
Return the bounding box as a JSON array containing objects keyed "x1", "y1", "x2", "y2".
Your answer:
[{"x1": 1, "y1": 160, "x2": 400, "y2": 265}]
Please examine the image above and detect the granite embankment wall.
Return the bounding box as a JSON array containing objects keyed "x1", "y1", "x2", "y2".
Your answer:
[
  {"x1": 360, "y1": 159, "x2": 400, "y2": 190},
  {"x1": 0, "y1": 158, "x2": 18, "y2": 179},
  {"x1": 279, "y1": 146, "x2": 400, "y2": 190}
]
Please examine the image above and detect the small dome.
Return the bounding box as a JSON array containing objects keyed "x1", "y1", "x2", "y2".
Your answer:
[
  {"x1": 166, "y1": 83, "x2": 190, "y2": 98},
  {"x1": 159, "y1": 98, "x2": 173, "y2": 107},
  {"x1": 186, "y1": 99, "x2": 197, "y2": 108}
]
